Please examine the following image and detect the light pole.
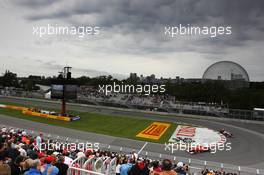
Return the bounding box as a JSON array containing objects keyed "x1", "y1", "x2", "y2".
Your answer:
[{"x1": 59, "y1": 66, "x2": 72, "y2": 115}]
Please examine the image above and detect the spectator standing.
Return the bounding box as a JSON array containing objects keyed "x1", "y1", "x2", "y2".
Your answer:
[
  {"x1": 0, "y1": 159, "x2": 11, "y2": 175},
  {"x1": 5, "y1": 141, "x2": 20, "y2": 162},
  {"x1": 24, "y1": 159, "x2": 42, "y2": 175},
  {"x1": 62, "y1": 151, "x2": 73, "y2": 166},
  {"x1": 16, "y1": 144, "x2": 27, "y2": 157},
  {"x1": 42, "y1": 156, "x2": 59, "y2": 175},
  {"x1": 55, "y1": 156, "x2": 69, "y2": 175},
  {"x1": 8, "y1": 155, "x2": 25, "y2": 175},
  {"x1": 115, "y1": 159, "x2": 121, "y2": 175},
  {"x1": 150, "y1": 161, "x2": 162, "y2": 175},
  {"x1": 120, "y1": 158, "x2": 133, "y2": 175},
  {"x1": 36, "y1": 133, "x2": 42, "y2": 151},
  {"x1": 159, "y1": 159, "x2": 177, "y2": 175},
  {"x1": 128, "y1": 158, "x2": 149, "y2": 175},
  {"x1": 174, "y1": 162, "x2": 187, "y2": 175},
  {"x1": 0, "y1": 142, "x2": 11, "y2": 175}
]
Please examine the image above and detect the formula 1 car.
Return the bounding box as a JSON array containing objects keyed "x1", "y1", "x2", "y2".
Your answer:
[
  {"x1": 219, "y1": 129, "x2": 233, "y2": 138},
  {"x1": 186, "y1": 145, "x2": 211, "y2": 154}
]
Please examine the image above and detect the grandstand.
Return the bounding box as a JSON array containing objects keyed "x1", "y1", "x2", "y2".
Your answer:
[{"x1": 0, "y1": 88, "x2": 231, "y2": 117}]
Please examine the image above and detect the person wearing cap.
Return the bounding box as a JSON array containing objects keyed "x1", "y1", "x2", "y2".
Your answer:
[
  {"x1": 76, "y1": 151, "x2": 85, "y2": 158},
  {"x1": 9, "y1": 129, "x2": 15, "y2": 135},
  {"x1": 42, "y1": 156, "x2": 59, "y2": 175},
  {"x1": 85, "y1": 149, "x2": 94, "y2": 159},
  {"x1": 16, "y1": 144, "x2": 27, "y2": 157},
  {"x1": 128, "y1": 158, "x2": 149, "y2": 175},
  {"x1": 207, "y1": 170, "x2": 215, "y2": 175},
  {"x1": 21, "y1": 131, "x2": 27, "y2": 136},
  {"x1": 22, "y1": 136, "x2": 30, "y2": 145},
  {"x1": 174, "y1": 162, "x2": 186, "y2": 175},
  {"x1": 37, "y1": 152, "x2": 46, "y2": 165},
  {"x1": 1, "y1": 127, "x2": 7, "y2": 133}
]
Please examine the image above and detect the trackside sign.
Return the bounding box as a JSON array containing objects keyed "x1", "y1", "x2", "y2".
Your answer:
[
  {"x1": 169, "y1": 125, "x2": 226, "y2": 146},
  {"x1": 136, "y1": 122, "x2": 171, "y2": 140}
]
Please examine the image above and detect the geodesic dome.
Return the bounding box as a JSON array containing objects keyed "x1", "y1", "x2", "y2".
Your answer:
[{"x1": 202, "y1": 61, "x2": 249, "y2": 82}]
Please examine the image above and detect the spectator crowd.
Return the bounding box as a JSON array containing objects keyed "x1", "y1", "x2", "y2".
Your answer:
[
  {"x1": 0, "y1": 126, "x2": 238, "y2": 175},
  {"x1": 78, "y1": 87, "x2": 227, "y2": 113}
]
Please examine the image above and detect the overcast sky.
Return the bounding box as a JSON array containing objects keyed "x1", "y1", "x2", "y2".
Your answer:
[{"x1": 0, "y1": 0, "x2": 264, "y2": 81}]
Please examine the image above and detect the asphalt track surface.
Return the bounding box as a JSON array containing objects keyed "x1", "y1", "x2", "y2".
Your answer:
[{"x1": 0, "y1": 96, "x2": 264, "y2": 170}]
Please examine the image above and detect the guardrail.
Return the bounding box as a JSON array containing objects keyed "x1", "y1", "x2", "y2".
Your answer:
[
  {"x1": 68, "y1": 166, "x2": 106, "y2": 175},
  {"x1": 67, "y1": 154, "x2": 263, "y2": 175},
  {"x1": 0, "y1": 124, "x2": 263, "y2": 175}
]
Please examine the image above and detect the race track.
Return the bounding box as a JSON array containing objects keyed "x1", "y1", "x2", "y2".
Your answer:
[{"x1": 0, "y1": 96, "x2": 264, "y2": 170}]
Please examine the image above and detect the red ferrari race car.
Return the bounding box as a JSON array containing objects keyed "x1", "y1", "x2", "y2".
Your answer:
[
  {"x1": 186, "y1": 145, "x2": 211, "y2": 154},
  {"x1": 219, "y1": 129, "x2": 233, "y2": 138}
]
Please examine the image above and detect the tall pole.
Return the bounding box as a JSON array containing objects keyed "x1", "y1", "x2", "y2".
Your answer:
[
  {"x1": 61, "y1": 85, "x2": 66, "y2": 115},
  {"x1": 60, "y1": 66, "x2": 72, "y2": 116}
]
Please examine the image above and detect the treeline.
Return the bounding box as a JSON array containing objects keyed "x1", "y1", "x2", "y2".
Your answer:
[
  {"x1": 165, "y1": 81, "x2": 264, "y2": 109},
  {"x1": 0, "y1": 70, "x2": 264, "y2": 110}
]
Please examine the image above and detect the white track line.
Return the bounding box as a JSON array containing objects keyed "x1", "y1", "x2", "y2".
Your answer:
[{"x1": 138, "y1": 142, "x2": 148, "y2": 154}]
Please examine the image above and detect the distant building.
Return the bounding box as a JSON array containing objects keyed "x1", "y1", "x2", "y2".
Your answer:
[
  {"x1": 184, "y1": 78, "x2": 202, "y2": 84},
  {"x1": 129, "y1": 73, "x2": 137, "y2": 79},
  {"x1": 202, "y1": 61, "x2": 250, "y2": 89}
]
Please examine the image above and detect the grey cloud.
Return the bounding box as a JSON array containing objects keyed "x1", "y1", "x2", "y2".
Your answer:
[
  {"x1": 20, "y1": 0, "x2": 264, "y2": 26},
  {"x1": 11, "y1": 0, "x2": 60, "y2": 8},
  {"x1": 5, "y1": 0, "x2": 264, "y2": 80},
  {"x1": 16, "y1": 0, "x2": 264, "y2": 46}
]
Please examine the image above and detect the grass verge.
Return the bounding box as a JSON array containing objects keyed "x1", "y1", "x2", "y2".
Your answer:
[{"x1": 0, "y1": 104, "x2": 177, "y2": 143}]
